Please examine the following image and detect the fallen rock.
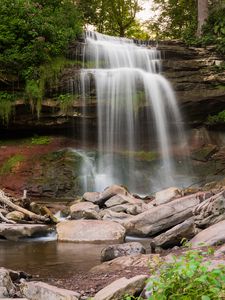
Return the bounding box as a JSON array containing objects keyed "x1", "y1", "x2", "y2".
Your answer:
[
  {"x1": 155, "y1": 187, "x2": 181, "y2": 206},
  {"x1": 0, "y1": 224, "x2": 50, "y2": 241},
  {"x1": 190, "y1": 220, "x2": 225, "y2": 247},
  {"x1": 93, "y1": 275, "x2": 148, "y2": 300},
  {"x1": 57, "y1": 220, "x2": 126, "y2": 243},
  {"x1": 153, "y1": 218, "x2": 196, "y2": 248},
  {"x1": 123, "y1": 193, "x2": 205, "y2": 236},
  {"x1": 6, "y1": 211, "x2": 25, "y2": 222},
  {"x1": 70, "y1": 202, "x2": 100, "y2": 220},
  {"x1": 107, "y1": 204, "x2": 142, "y2": 215},
  {"x1": 20, "y1": 281, "x2": 80, "y2": 300},
  {"x1": 105, "y1": 195, "x2": 127, "y2": 207},
  {"x1": 101, "y1": 210, "x2": 131, "y2": 222},
  {"x1": 193, "y1": 190, "x2": 225, "y2": 228},
  {"x1": 91, "y1": 254, "x2": 160, "y2": 273},
  {"x1": 0, "y1": 268, "x2": 16, "y2": 298},
  {"x1": 101, "y1": 242, "x2": 146, "y2": 262},
  {"x1": 83, "y1": 192, "x2": 101, "y2": 204}
]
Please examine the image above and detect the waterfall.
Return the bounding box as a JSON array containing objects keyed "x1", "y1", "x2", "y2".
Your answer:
[{"x1": 80, "y1": 31, "x2": 188, "y2": 193}]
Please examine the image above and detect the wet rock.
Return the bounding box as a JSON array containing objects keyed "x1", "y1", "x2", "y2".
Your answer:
[
  {"x1": 193, "y1": 190, "x2": 225, "y2": 228},
  {"x1": 70, "y1": 202, "x2": 100, "y2": 220},
  {"x1": 101, "y1": 242, "x2": 146, "y2": 262},
  {"x1": 57, "y1": 220, "x2": 126, "y2": 243},
  {"x1": 190, "y1": 219, "x2": 225, "y2": 247},
  {"x1": 0, "y1": 268, "x2": 16, "y2": 298},
  {"x1": 155, "y1": 187, "x2": 181, "y2": 206},
  {"x1": 153, "y1": 218, "x2": 196, "y2": 248},
  {"x1": 93, "y1": 275, "x2": 148, "y2": 300},
  {"x1": 191, "y1": 144, "x2": 218, "y2": 162},
  {"x1": 20, "y1": 281, "x2": 80, "y2": 300},
  {"x1": 0, "y1": 224, "x2": 50, "y2": 241},
  {"x1": 123, "y1": 193, "x2": 204, "y2": 236},
  {"x1": 6, "y1": 211, "x2": 25, "y2": 222}
]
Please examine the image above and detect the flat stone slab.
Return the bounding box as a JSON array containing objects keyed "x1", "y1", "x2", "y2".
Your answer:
[
  {"x1": 20, "y1": 281, "x2": 80, "y2": 300},
  {"x1": 57, "y1": 220, "x2": 126, "y2": 243},
  {"x1": 0, "y1": 224, "x2": 49, "y2": 241},
  {"x1": 93, "y1": 275, "x2": 148, "y2": 300}
]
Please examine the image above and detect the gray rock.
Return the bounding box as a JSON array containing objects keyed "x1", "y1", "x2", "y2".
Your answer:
[
  {"x1": 0, "y1": 268, "x2": 16, "y2": 297},
  {"x1": 123, "y1": 193, "x2": 204, "y2": 236},
  {"x1": 105, "y1": 195, "x2": 127, "y2": 207},
  {"x1": 20, "y1": 281, "x2": 80, "y2": 300},
  {"x1": 93, "y1": 275, "x2": 148, "y2": 300},
  {"x1": 153, "y1": 218, "x2": 196, "y2": 248},
  {"x1": 155, "y1": 187, "x2": 181, "y2": 206},
  {"x1": 109, "y1": 204, "x2": 142, "y2": 215},
  {"x1": 214, "y1": 244, "x2": 225, "y2": 257},
  {"x1": 57, "y1": 220, "x2": 126, "y2": 243},
  {"x1": 70, "y1": 202, "x2": 100, "y2": 220},
  {"x1": 83, "y1": 192, "x2": 101, "y2": 204},
  {"x1": 193, "y1": 190, "x2": 225, "y2": 228},
  {"x1": 101, "y1": 242, "x2": 146, "y2": 262},
  {"x1": 0, "y1": 224, "x2": 50, "y2": 241},
  {"x1": 102, "y1": 210, "x2": 131, "y2": 222},
  {"x1": 190, "y1": 220, "x2": 225, "y2": 247}
]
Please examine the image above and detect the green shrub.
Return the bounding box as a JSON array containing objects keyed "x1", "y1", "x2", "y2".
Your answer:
[
  {"x1": 207, "y1": 110, "x2": 225, "y2": 125},
  {"x1": 0, "y1": 92, "x2": 15, "y2": 124},
  {"x1": 58, "y1": 94, "x2": 76, "y2": 114},
  {"x1": 31, "y1": 136, "x2": 51, "y2": 145},
  {"x1": 146, "y1": 249, "x2": 225, "y2": 300},
  {"x1": 0, "y1": 154, "x2": 24, "y2": 175}
]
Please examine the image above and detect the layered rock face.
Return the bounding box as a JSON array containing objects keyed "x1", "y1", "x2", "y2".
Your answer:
[{"x1": 1, "y1": 40, "x2": 225, "y2": 132}]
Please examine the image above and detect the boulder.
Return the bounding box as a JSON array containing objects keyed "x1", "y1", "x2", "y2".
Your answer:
[
  {"x1": 190, "y1": 220, "x2": 225, "y2": 247},
  {"x1": 101, "y1": 210, "x2": 131, "y2": 222},
  {"x1": 57, "y1": 220, "x2": 126, "y2": 243},
  {"x1": 123, "y1": 193, "x2": 205, "y2": 236},
  {"x1": 107, "y1": 204, "x2": 142, "y2": 215},
  {"x1": 0, "y1": 268, "x2": 16, "y2": 298},
  {"x1": 193, "y1": 191, "x2": 225, "y2": 228},
  {"x1": 6, "y1": 211, "x2": 25, "y2": 222},
  {"x1": 153, "y1": 218, "x2": 196, "y2": 248},
  {"x1": 0, "y1": 224, "x2": 50, "y2": 241},
  {"x1": 101, "y1": 242, "x2": 146, "y2": 262},
  {"x1": 20, "y1": 281, "x2": 80, "y2": 300},
  {"x1": 83, "y1": 192, "x2": 101, "y2": 204},
  {"x1": 93, "y1": 275, "x2": 148, "y2": 300},
  {"x1": 105, "y1": 195, "x2": 128, "y2": 207},
  {"x1": 91, "y1": 254, "x2": 160, "y2": 273},
  {"x1": 70, "y1": 202, "x2": 100, "y2": 220},
  {"x1": 155, "y1": 187, "x2": 181, "y2": 206},
  {"x1": 83, "y1": 185, "x2": 129, "y2": 206}
]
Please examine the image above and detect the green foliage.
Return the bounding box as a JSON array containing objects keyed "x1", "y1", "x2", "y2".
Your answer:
[
  {"x1": 0, "y1": 92, "x2": 15, "y2": 124},
  {"x1": 58, "y1": 94, "x2": 77, "y2": 115},
  {"x1": 146, "y1": 249, "x2": 225, "y2": 300},
  {"x1": 207, "y1": 110, "x2": 225, "y2": 125},
  {"x1": 0, "y1": 0, "x2": 82, "y2": 81},
  {"x1": 201, "y1": 2, "x2": 225, "y2": 53},
  {"x1": 78, "y1": 0, "x2": 142, "y2": 37},
  {"x1": 122, "y1": 151, "x2": 158, "y2": 162},
  {"x1": 0, "y1": 154, "x2": 24, "y2": 175},
  {"x1": 146, "y1": 0, "x2": 197, "y2": 40},
  {"x1": 31, "y1": 135, "x2": 51, "y2": 145}
]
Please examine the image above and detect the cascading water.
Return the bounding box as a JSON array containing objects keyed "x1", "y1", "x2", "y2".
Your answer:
[{"x1": 80, "y1": 31, "x2": 189, "y2": 193}]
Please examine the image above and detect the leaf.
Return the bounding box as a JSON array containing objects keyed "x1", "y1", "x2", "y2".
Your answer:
[{"x1": 201, "y1": 296, "x2": 210, "y2": 300}]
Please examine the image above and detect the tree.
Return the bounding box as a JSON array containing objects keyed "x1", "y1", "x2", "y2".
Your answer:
[
  {"x1": 77, "y1": 0, "x2": 142, "y2": 37},
  {"x1": 197, "y1": 0, "x2": 209, "y2": 36},
  {"x1": 146, "y1": 0, "x2": 197, "y2": 40}
]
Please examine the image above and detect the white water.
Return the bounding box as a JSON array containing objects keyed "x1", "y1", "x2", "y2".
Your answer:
[{"x1": 80, "y1": 31, "x2": 188, "y2": 193}]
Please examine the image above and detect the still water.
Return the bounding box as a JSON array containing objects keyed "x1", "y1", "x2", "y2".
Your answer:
[{"x1": 0, "y1": 240, "x2": 105, "y2": 280}]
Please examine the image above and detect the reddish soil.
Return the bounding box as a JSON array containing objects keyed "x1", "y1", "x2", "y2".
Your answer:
[{"x1": 0, "y1": 136, "x2": 74, "y2": 196}]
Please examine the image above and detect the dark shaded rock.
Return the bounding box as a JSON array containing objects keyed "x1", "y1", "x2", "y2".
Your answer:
[
  {"x1": 191, "y1": 144, "x2": 218, "y2": 162},
  {"x1": 101, "y1": 242, "x2": 146, "y2": 262},
  {"x1": 153, "y1": 218, "x2": 196, "y2": 248}
]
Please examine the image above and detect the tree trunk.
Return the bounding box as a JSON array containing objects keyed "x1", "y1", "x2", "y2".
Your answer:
[{"x1": 197, "y1": 0, "x2": 209, "y2": 36}]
